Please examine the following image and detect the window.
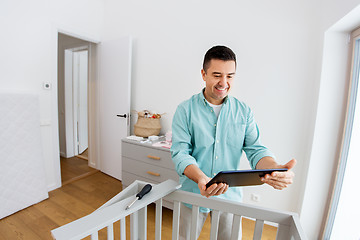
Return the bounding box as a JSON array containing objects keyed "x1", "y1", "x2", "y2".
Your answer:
[{"x1": 324, "y1": 27, "x2": 360, "y2": 239}]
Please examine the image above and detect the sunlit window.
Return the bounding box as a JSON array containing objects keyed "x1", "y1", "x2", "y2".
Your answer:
[{"x1": 329, "y1": 27, "x2": 360, "y2": 239}]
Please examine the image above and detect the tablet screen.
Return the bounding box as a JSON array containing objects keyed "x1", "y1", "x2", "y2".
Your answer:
[{"x1": 205, "y1": 168, "x2": 288, "y2": 188}]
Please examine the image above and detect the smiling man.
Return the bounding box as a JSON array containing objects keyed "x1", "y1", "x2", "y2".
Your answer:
[{"x1": 171, "y1": 45, "x2": 296, "y2": 240}]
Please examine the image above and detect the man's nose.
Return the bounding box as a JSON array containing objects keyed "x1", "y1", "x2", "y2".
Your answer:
[{"x1": 219, "y1": 76, "x2": 227, "y2": 85}]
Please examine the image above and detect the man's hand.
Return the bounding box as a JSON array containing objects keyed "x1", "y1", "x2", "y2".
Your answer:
[
  {"x1": 183, "y1": 164, "x2": 229, "y2": 197},
  {"x1": 198, "y1": 177, "x2": 229, "y2": 198},
  {"x1": 259, "y1": 159, "x2": 296, "y2": 190}
]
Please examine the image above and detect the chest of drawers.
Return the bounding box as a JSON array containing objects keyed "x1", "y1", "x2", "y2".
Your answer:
[{"x1": 121, "y1": 139, "x2": 178, "y2": 208}]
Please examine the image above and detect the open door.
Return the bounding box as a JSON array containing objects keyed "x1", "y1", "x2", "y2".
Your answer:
[
  {"x1": 98, "y1": 37, "x2": 132, "y2": 180},
  {"x1": 63, "y1": 47, "x2": 89, "y2": 158},
  {"x1": 75, "y1": 50, "x2": 89, "y2": 154}
]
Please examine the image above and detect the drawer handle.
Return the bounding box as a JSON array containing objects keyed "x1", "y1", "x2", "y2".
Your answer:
[
  {"x1": 147, "y1": 171, "x2": 160, "y2": 177},
  {"x1": 147, "y1": 155, "x2": 161, "y2": 160}
]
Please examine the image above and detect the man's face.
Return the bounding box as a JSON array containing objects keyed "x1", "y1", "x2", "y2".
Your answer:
[{"x1": 201, "y1": 59, "x2": 236, "y2": 105}]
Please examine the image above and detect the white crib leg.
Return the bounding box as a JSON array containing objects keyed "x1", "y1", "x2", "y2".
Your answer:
[
  {"x1": 172, "y1": 201, "x2": 181, "y2": 240},
  {"x1": 230, "y1": 215, "x2": 242, "y2": 240},
  {"x1": 107, "y1": 223, "x2": 114, "y2": 240},
  {"x1": 120, "y1": 218, "x2": 126, "y2": 240},
  {"x1": 91, "y1": 232, "x2": 98, "y2": 240},
  {"x1": 253, "y1": 219, "x2": 264, "y2": 240},
  {"x1": 155, "y1": 199, "x2": 163, "y2": 240},
  {"x1": 210, "y1": 210, "x2": 220, "y2": 240},
  {"x1": 190, "y1": 205, "x2": 200, "y2": 240},
  {"x1": 276, "y1": 224, "x2": 290, "y2": 240}
]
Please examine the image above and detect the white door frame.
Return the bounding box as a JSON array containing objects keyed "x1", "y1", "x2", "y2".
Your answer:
[{"x1": 57, "y1": 29, "x2": 101, "y2": 171}]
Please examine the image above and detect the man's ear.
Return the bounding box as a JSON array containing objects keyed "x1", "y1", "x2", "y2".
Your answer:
[{"x1": 201, "y1": 69, "x2": 206, "y2": 81}]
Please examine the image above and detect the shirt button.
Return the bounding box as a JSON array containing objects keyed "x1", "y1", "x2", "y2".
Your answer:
[
  {"x1": 216, "y1": 140, "x2": 219, "y2": 143},
  {"x1": 214, "y1": 124, "x2": 216, "y2": 127},
  {"x1": 216, "y1": 156, "x2": 218, "y2": 159},
  {"x1": 213, "y1": 173, "x2": 216, "y2": 176}
]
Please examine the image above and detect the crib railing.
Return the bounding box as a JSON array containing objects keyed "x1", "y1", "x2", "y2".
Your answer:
[
  {"x1": 51, "y1": 179, "x2": 307, "y2": 240},
  {"x1": 165, "y1": 190, "x2": 306, "y2": 240}
]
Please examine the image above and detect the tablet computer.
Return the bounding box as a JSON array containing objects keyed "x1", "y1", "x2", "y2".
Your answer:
[{"x1": 205, "y1": 168, "x2": 288, "y2": 188}]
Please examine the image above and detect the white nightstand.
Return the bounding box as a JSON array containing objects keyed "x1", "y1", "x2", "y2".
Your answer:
[{"x1": 121, "y1": 138, "x2": 179, "y2": 209}]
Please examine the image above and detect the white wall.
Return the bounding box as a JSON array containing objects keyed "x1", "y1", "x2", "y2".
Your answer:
[
  {"x1": 102, "y1": 0, "x2": 320, "y2": 213},
  {"x1": 0, "y1": 0, "x2": 104, "y2": 190}
]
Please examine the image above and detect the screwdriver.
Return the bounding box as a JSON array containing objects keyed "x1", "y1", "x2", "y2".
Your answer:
[{"x1": 125, "y1": 184, "x2": 152, "y2": 210}]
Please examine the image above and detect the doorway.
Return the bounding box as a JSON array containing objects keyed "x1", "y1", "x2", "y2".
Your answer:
[
  {"x1": 56, "y1": 31, "x2": 132, "y2": 185},
  {"x1": 57, "y1": 33, "x2": 97, "y2": 184}
]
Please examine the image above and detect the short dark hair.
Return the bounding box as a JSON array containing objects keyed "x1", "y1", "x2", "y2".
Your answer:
[{"x1": 203, "y1": 45, "x2": 236, "y2": 72}]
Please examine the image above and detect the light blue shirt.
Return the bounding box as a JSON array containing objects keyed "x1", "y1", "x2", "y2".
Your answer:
[{"x1": 171, "y1": 90, "x2": 275, "y2": 212}]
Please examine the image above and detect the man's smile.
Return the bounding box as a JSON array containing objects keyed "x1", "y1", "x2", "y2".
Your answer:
[{"x1": 215, "y1": 85, "x2": 229, "y2": 91}]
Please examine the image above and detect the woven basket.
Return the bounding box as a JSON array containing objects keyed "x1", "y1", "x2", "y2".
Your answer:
[{"x1": 134, "y1": 117, "x2": 161, "y2": 137}]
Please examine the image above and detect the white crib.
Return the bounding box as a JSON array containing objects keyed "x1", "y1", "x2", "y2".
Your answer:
[{"x1": 51, "y1": 180, "x2": 307, "y2": 240}]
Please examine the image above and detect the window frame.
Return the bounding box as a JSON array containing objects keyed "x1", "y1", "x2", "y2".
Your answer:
[{"x1": 323, "y1": 26, "x2": 360, "y2": 239}]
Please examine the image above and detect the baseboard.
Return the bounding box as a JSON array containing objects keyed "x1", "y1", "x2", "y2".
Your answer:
[
  {"x1": 60, "y1": 151, "x2": 66, "y2": 158},
  {"x1": 88, "y1": 161, "x2": 97, "y2": 169}
]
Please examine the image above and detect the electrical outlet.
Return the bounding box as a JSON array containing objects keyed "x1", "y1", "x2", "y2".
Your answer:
[{"x1": 251, "y1": 193, "x2": 260, "y2": 202}]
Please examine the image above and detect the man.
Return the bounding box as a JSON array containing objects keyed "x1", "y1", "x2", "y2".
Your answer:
[{"x1": 171, "y1": 45, "x2": 296, "y2": 239}]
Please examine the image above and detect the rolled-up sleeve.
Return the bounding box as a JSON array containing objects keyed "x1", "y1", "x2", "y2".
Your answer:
[
  {"x1": 243, "y1": 108, "x2": 275, "y2": 169},
  {"x1": 171, "y1": 104, "x2": 198, "y2": 176}
]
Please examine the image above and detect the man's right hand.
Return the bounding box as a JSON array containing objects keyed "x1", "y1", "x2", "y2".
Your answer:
[
  {"x1": 183, "y1": 164, "x2": 229, "y2": 198},
  {"x1": 198, "y1": 177, "x2": 229, "y2": 198}
]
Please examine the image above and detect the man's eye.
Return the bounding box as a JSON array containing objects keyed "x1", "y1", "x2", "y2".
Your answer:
[
  {"x1": 214, "y1": 75, "x2": 221, "y2": 78},
  {"x1": 227, "y1": 75, "x2": 233, "y2": 79}
]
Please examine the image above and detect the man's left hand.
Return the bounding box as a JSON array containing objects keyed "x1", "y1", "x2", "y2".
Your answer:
[{"x1": 260, "y1": 159, "x2": 296, "y2": 190}]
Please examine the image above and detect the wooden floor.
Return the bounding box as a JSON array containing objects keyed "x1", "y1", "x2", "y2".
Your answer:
[
  {"x1": 0, "y1": 171, "x2": 123, "y2": 240},
  {"x1": 0, "y1": 157, "x2": 277, "y2": 240},
  {"x1": 60, "y1": 155, "x2": 99, "y2": 185}
]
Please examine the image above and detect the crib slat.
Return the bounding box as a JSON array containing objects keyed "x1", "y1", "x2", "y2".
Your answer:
[
  {"x1": 230, "y1": 214, "x2": 242, "y2": 240},
  {"x1": 155, "y1": 199, "x2": 163, "y2": 240},
  {"x1": 172, "y1": 201, "x2": 181, "y2": 240},
  {"x1": 130, "y1": 212, "x2": 138, "y2": 240},
  {"x1": 253, "y1": 219, "x2": 264, "y2": 240},
  {"x1": 91, "y1": 232, "x2": 98, "y2": 240},
  {"x1": 107, "y1": 224, "x2": 114, "y2": 240},
  {"x1": 190, "y1": 206, "x2": 200, "y2": 240},
  {"x1": 120, "y1": 218, "x2": 126, "y2": 240},
  {"x1": 210, "y1": 210, "x2": 220, "y2": 240},
  {"x1": 138, "y1": 207, "x2": 147, "y2": 240}
]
